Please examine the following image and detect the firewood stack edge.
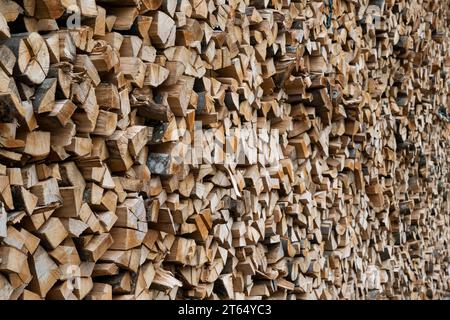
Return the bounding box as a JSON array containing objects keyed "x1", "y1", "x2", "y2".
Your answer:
[{"x1": 0, "y1": 0, "x2": 449, "y2": 300}]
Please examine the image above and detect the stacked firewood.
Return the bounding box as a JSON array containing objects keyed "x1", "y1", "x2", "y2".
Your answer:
[{"x1": 0, "y1": 0, "x2": 449, "y2": 300}]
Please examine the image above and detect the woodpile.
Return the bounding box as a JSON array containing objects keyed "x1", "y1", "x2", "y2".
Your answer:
[{"x1": 0, "y1": 0, "x2": 449, "y2": 300}]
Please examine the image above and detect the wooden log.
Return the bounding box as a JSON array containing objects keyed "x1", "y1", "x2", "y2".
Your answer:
[
  {"x1": 0, "y1": 12, "x2": 10, "y2": 39},
  {"x1": 149, "y1": 11, "x2": 176, "y2": 48},
  {"x1": 36, "y1": 217, "x2": 69, "y2": 249},
  {"x1": 30, "y1": 178, "x2": 61, "y2": 206},
  {"x1": 32, "y1": 78, "x2": 57, "y2": 113},
  {"x1": 11, "y1": 185, "x2": 38, "y2": 215},
  {"x1": 0, "y1": 204, "x2": 6, "y2": 239},
  {"x1": 28, "y1": 246, "x2": 60, "y2": 298},
  {"x1": 93, "y1": 110, "x2": 118, "y2": 136},
  {"x1": 80, "y1": 233, "x2": 114, "y2": 262},
  {"x1": 1, "y1": 32, "x2": 50, "y2": 85},
  {"x1": 0, "y1": 0, "x2": 446, "y2": 302}
]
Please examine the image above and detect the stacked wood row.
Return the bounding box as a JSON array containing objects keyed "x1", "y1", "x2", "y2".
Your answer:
[{"x1": 0, "y1": 0, "x2": 449, "y2": 300}]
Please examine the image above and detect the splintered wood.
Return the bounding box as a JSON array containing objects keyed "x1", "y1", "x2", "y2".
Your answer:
[{"x1": 0, "y1": 0, "x2": 449, "y2": 300}]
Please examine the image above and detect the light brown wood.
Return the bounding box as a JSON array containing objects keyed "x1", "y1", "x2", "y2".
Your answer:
[
  {"x1": 0, "y1": 0, "x2": 447, "y2": 302},
  {"x1": 2, "y1": 32, "x2": 50, "y2": 85}
]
